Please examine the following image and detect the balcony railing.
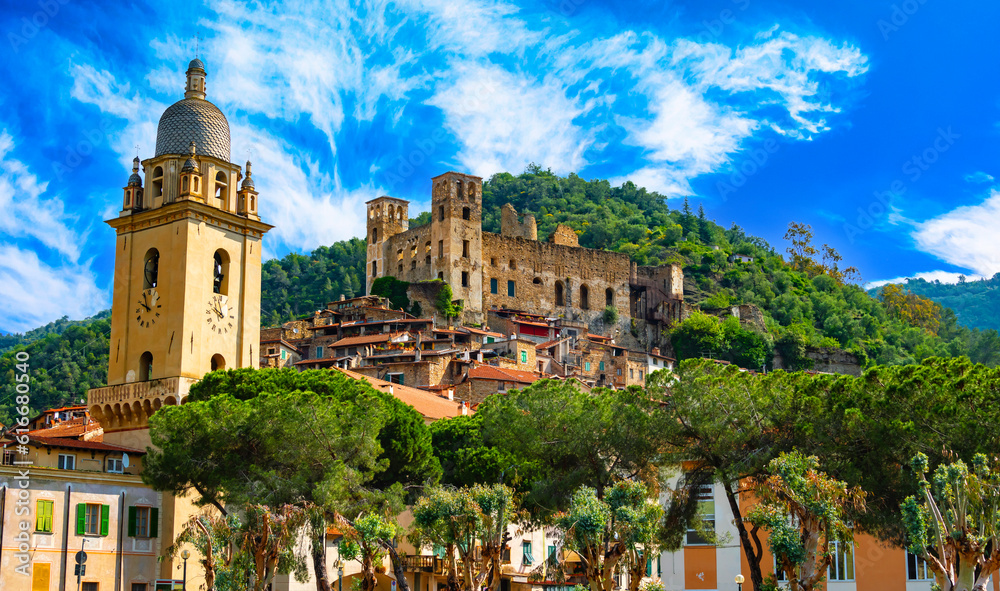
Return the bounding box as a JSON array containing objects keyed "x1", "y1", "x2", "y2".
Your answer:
[{"x1": 402, "y1": 555, "x2": 439, "y2": 572}]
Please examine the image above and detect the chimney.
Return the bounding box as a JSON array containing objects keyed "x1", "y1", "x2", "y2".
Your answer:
[
  {"x1": 447, "y1": 388, "x2": 454, "y2": 401},
  {"x1": 388, "y1": 385, "x2": 394, "y2": 395},
  {"x1": 340, "y1": 294, "x2": 345, "y2": 301}
]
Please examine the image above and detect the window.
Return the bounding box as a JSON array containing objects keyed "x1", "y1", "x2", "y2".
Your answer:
[
  {"x1": 491, "y1": 258, "x2": 497, "y2": 266},
  {"x1": 617, "y1": 368, "x2": 622, "y2": 376},
  {"x1": 398, "y1": 264, "x2": 404, "y2": 274},
  {"x1": 372, "y1": 261, "x2": 378, "y2": 277},
  {"x1": 509, "y1": 259, "x2": 516, "y2": 270},
  {"x1": 281, "y1": 350, "x2": 287, "y2": 360},
  {"x1": 411, "y1": 260, "x2": 417, "y2": 270},
  {"x1": 606, "y1": 288, "x2": 614, "y2": 306},
  {"x1": 907, "y1": 552, "x2": 932, "y2": 580},
  {"x1": 522, "y1": 541, "x2": 534, "y2": 566},
  {"x1": 132, "y1": 584, "x2": 148, "y2": 591},
  {"x1": 629, "y1": 368, "x2": 634, "y2": 379},
  {"x1": 128, "y1": 506, "x2": 158, "y2": 538},
  {"x1": 521, "y1": 350, "x2": 527, "y2": 363},
  {"x1": 58, "y1": 454, "x2": 75, "y2": 470},
  {"x1": 580, "y1": 285, "x2": 589, "y2": 310},
  {"x1": 211, "y1": 354, "x2": 226, "y2": 371},
  {"x1": 555, "y1": 281, "x2": 564, "y2": 306},
  {"x1": 139, "y1": 351, "x2": 153, "y2": 381},
  {"x1": 533, "y1": 277, "x2": 541, "y2": 285},
  {"x1": 585, "y1": 362, "x2": 591, "y2": 371},
  {"x1": 213, "y1": 250, "x2": 229, "y2": 294},
  {"x1": 315, "y1": 346, "x2": 324, "y2": 359},
  {"x1": 463, "y1": 240, "x2": 470, "y2": 258},
  {"x1": 425, "y1": 255, "x2": 431, "y2": 265},
  {"x1": 2, "y1": 448, "x2": 15, "y2": 465},
  {"x1": 685, "y1": 483, "x2": 715, "y2": 545},
  {"x1": 387, "y1": 373, "x2": 404, "y2": 385},
  {"x1": 507, "y1": 280, "x2": 515, "y2": 297},
  {"x1": 82, "y1": 584, "x2": 99, "y2": 591},
  {"x1": 547, "y1": 545, "x2": 558, "y2": 566},
  {"x1": 143, "y1": 248, "x2": 159, "y2": 289},
  {"x1": 439, "y1": 205, "x2": 445, "y2": 221},
  {"x1": 490, "y1": 278, "x2": 498, "y2": 294},
  {"x1": 438, "y1": 272, "x2": 444, "y2": 280},
  {"x1": 828, "y1": 541, "x2": 854, "y2": 581},
  {"x1": 463, "y1": 207, "x2": 471, "y2": 220},
  {"x1": 215, "y1": 170, "x2": 228, "y2": 205},
  {"x1": 78, "y1": 503, "x2": 109, "y2": 536},
  {"x1": 36, "y1": 500, "x2": 54, "y2": 532},
  {"x1": 438, "y1": 240, "x2": 444, "y2": 257},
  {"x1": 151, "y1": 166, "x2": 163, "y2": 202},
  {"x1": 599, "y1": 361, "x2": 605, "y2": 371},
  {"x1": 107, "y1": 457, "x2": 124, "y2": 473},
  {"x1": 371, "y1": 227, "x2": 378, "y2": 242},
  {"x1": 462, "y1": 271, "x2": 469, "y2": 287}
]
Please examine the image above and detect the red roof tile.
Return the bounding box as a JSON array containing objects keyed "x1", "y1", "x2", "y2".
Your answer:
[
  {"x1": 332, "y1": 368, "x2": 468, "y2": 420},
  {"x1": 467, "y1": 366, "x2": 541, "y2": 384},
  {"x1": 27, "y1": 436, "x2": 144, "y2": 454}
]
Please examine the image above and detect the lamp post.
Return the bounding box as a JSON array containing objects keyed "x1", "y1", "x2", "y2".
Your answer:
[
  {"x1": 735, "y1": 574, "x2": 744, "y2": 591},
  {"x1": 181, "y1": 549, "x2": 190, "y2": 591}
]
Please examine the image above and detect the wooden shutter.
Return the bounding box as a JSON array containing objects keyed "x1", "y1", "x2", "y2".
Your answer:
[
  {"x1": 31, "y1": 562, "x2": 50, "y2": 591},
  {"x1": 100, "y1": 504, "x2": 110, "y2": 536},
  {"x1": 76, "y1": 504, "x2": 86, "y2": 535},
  {"x1": 42, "y1": 500, "x2": 53, "y2": 532},
  {"x1": 128, "y1": 506, "x2": 137, "y2": 537},
  {"x1": 149, "y1": 507, "x2": 159, "y2": 538}
]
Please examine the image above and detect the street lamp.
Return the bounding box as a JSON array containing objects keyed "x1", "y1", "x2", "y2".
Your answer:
[
  {"x1": 735, "y1": 574, "x2": 744, "y2": 591},
  {"x1": 181, "y1": 549, "x2": 190, "y2": 591}
]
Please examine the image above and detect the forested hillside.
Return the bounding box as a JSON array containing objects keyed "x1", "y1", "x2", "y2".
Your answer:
[
  {"x1": 4, "y1": 166, "x2": 998, "y2": 424},
  {"x1": 870, "y1": 274, "x2": 1000, "y2": 332}
]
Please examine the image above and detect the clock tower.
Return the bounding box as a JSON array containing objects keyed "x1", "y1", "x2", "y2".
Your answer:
[{"x1": 88, "y1": 59, "x2": 272, "y2": 449}]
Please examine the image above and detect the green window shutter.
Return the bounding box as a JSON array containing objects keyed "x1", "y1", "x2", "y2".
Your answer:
[
  {"x1": 128, "y1": 506, "x2": 137, "y2": 537},
  {"x1": 599, "y1": 361, "x2": 604, "y2": 371},
  {"x1": 44, "y1": 500, "x2": 53, "y2": 531},
  {"x1": 150, "y1": 508, "x2": 159, "y2": 538},
  {"x1": 76, "y1": 504, "x2": 86, "y2": 535},
  {"x1": 646, "y1": 557, "x2": 652, "y2": 576},
  {"x1": 100, "y1": 504, "x2": 110, "y2": 536}
]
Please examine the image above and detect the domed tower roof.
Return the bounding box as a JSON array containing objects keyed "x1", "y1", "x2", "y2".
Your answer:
[
  {"x1": 241, "y1": 160, "x2": 255, "y2": 190},
  {"x1": 154, "y1": 59, "x2": 231, "y2": 162},
  {"x1": 127, "y1": 156, "x2": 142, "y2": 186}
]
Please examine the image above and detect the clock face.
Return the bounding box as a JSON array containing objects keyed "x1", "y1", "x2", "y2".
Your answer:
[
  {"x1": 206, "y1": 294, "x2": 236, "y2": 334},
  {"x1": 135, "y1": 289, "x2": 162, "y2": 328}
]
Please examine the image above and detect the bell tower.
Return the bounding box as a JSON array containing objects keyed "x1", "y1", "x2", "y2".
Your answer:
[{"x1": 88, "y1": 59, "x2": 273, "y2": 449}]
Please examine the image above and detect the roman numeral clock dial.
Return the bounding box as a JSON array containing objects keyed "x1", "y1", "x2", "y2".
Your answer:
[
  {"x1": 135, "y1": 289, "x2": 162, "y2": 328},
  {"x1": 206, "y1": 294, "x2": 236, "y2": 334}
]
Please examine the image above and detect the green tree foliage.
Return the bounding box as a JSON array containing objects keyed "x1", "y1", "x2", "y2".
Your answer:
[
  {"x1": 429, "y1": 414, "x2": 536, "y2": 491},
  {"x1": 875, "y1": 273, "x2": 1000, "y2": 333},
  {"x1": 747, "y1": 452, "x2": 865, "y2": 591},
  {"x1": 411, "y1": 484, "x2": 523, "y2": 591},
  {"x1": 901, "y1": 453, "x2": 1000, "y2": 591},
  {"x1": 260, "y1": 238, "x2": 367, "y2": 324},
  {"x1": 0, "y1": 315, "x2": 111, "y2": 425},
  {"x1": 478, "y1": 380, "x2": 666, "y2": 516},
  {"x1": 434, "y1": 282, "x2": 463, "y2": 319},
  {"x1": 555, "y1": 481, "x2": 663, "y2": 591},
  {"x1": 339, "y1": 512, "x2": 400, "y2": 591},
  {"x1": 370, "y1": 276, "x2": 412, "y2": 313},
  {"x1": 670, "y1": 312, "x2": 771, "y2": 369}
]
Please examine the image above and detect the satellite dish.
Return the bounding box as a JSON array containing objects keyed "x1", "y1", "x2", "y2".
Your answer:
[{"x1": 122, "y1": 453, "x2": 130, "y2": 469}]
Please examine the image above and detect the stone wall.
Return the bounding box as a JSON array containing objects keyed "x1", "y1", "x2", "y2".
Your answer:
[
  {"x1": 500, "y1": 203, "x2": 537, "y2": 240},
  {"x1": 547, "y1": 224, "x2": 579, "y2": 247},
  {"x1": 480, "y1": 232, "x2": 631, "y2": 323}
]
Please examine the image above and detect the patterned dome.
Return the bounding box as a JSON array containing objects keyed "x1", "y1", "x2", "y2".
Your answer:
[
  {"x1": 188, "y1": 58, "x2": 205, "y2": 71},
  {"x1": 154, "y1": 98, "x2": 231, "y2": 161}
]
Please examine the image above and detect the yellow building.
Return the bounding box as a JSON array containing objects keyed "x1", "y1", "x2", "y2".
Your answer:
[{"x1": 0, "y1": 57, "x2": 270, "y2": 591}]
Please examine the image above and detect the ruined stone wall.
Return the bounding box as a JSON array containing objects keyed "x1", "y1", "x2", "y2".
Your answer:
[
  {"x1": 500, "y1": 203, "x2": 537, "y2": 240},
  {"x1": 380, "y1": 223, "x2": 434, "y2": 285},
  {"x1": 547, "y1": 224, "x2": 579, "y2": 247},
  {"x1": 366, "y1": 196, "x2": 410, "y2": 294},
  {"x1": 480, "y1": 232, "x2": 631, "y2": 324}
]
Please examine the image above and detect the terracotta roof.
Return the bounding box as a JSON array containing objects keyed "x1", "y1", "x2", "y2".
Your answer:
[
  {"x1": 514, "y1": 319, "x2": 550, "y2": 328},
  {"x1": 536, "y1": 337, "x2": 570, "y2": 350},
  {"x1": 587, "y1": 334, "x2": 611, "y2": 341},
  {"x1": 28, "y1": 417, "x2": 102, "y2": 439},
  {"x1": 463, "y1": 327, "x2": 503, "y2": 337},
  {"x1": 466, "y1": 366, "x2": 541, "y2": 384},
  {"x1": 332, "y1": 368, "x2": 468, "y2": 420},
  {"x1": 26, "y1": 436, "x2": 144, "y2": 454},
  {"x1": 328, "y1": 333, "x2": 396, "y2": 348},
  {"x1": 293, "y1": 357, "x2": 342, "y2": 367}
]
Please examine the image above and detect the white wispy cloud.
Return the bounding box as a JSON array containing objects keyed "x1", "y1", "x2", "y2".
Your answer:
[
  {"x1": 964, "y1": 171, "x2": 994, "y2": 184},
  {"x1": 866, "y1": 270, "x2": 985, "y2": 290},
  {"x1": 912, "y1": 190, "x2": 1000, "y2": 277}
]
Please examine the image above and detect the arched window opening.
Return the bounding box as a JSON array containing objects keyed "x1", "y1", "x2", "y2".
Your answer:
[
  {"x1": 210, "y1": 354, "x2": 226, "y2": 372},
  {"x1": 143, "y1": 249, "x2": 159, "y2": 289},
  {"x1": 425, "y1": 255, "x2": 431, "y2": 265},
  {"x1": 213, "y1": 250, "x2": 230, "y2": 295},
  {"x1": 193, "y1": 176, "x2": 200, "y2": 193},
  {"x1": 139, "y1": 351, "x2": 153, "y2": 382},
  {"x1": 372, "y1": 261, "x2": 378, "y2": 277},
  {"x1": 463, "y1": 207, "x2": 471, "y2": 220},
  {"x1": 468, "y1": 183, "x2": 475, "y2": 201},
  {"x1": 457, "y1": 180, "x2": 464, "y2": 200},
  {"x1": 606, "y1": 288, "x2": 614, "y2": 307},
  {"x1": 372, "y1": 227, "x2": 378, "y2": 242},
  {"x1": 509, "y1": 259, "x2": 516, "y2": 271},
  {"x1": 215, "y1": 171, "x2": 228, "y2": 207},
  {"x1": 555, "y1": 281, "x2": 564, "y2": 306},
  {"x1": 439, "y1": 205, "x2": 445, "y2": 221},
  {"x1": 580, "y1": 285, "x2": 590, "y2": 310},
  {"x1": 181, "y1": 176, "x2": 189, "y2": 193},
  {"x1": 533, "y1": 277, "x2": 542, "y2": 285}
]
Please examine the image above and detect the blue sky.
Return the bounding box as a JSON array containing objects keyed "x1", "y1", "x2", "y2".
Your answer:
[{"x1": 1, "y1": 0, "x2": 999, "y2": 332}]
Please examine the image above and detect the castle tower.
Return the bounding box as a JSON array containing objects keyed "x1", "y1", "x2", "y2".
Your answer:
[
  {"x1": 88, "y1": 59, "x2": 273, "y2": 450},
  {"x1": 365, "y1": 195, "x2": 409, "y2": 294},
  {"x1": 430, "y1": 171, "x2": 483, "y2": 322}
]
